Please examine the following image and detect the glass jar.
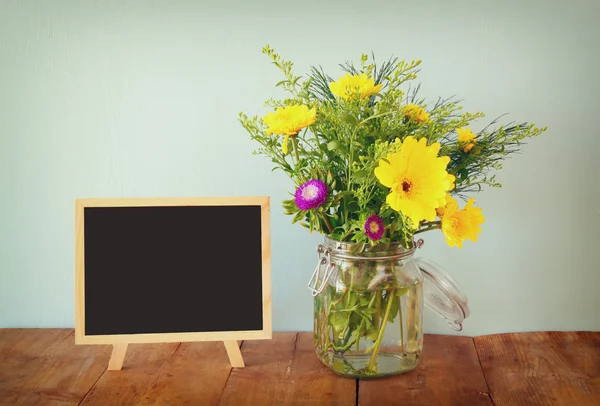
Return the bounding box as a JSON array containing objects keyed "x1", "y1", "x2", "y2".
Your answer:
[{"x1": 309, "y1": 236, "x2": 469, "y2": 379}]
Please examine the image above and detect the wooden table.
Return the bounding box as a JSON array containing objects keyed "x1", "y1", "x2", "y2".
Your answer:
[{"x1": 0, "y1": 330, "x2": 598, "y2": 405}]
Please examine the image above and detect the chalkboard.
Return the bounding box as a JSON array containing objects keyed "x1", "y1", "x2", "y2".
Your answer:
[{"x1": 75, "y1": 197, "x2": 271, "y2": 346}]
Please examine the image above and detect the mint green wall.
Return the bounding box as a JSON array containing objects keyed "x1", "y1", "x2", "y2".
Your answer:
[{"x1": 1, "y1": 0, "x2": 599, "y2": 335}]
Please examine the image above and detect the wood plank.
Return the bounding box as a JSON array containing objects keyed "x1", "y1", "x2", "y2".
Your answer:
[
  {"x1": 218, "y1": 332, "x2": 355, "y2": 406},
  {"x1": 79, "y1": 342, "x2": 181, "y2": 405},
  {"x1": 0, "y1": 329, "x2": 70, "y2": 360},
  {"x1": 2, "y1": 329, "x2": 598, "y2": 405},
  {"x1": 0, "y1": 329, "x2": 109, "y2": 406},
  {"x1": 0, "y1": 329, "x2": 73, "y2": 405},
  {"x1": 474, "y1": 331, "x2": 600, "y2": 406},
  {"x1": 80, "y1": 340, "x2": 235, "y2": 405},
  {"x1": 359, "y1": 334, "x2": 493, "y2": 406},
  {"x1": 14, "y1": 333, "x2": 110, "y2": 405},
  {"x1": 138, "y1": 341, "x2": 234, "y2": 405}
]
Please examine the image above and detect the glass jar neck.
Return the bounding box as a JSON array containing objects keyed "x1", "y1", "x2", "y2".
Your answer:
[{"x1": 323, "y1": 236, "x2": 416, "y2": 260}]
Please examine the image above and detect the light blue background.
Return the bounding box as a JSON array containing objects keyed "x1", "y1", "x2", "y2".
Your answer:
[{"x1": 1, "y1": 0, "x2": 599, "y2": 335}]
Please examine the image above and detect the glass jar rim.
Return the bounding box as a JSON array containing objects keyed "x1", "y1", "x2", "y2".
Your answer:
[{"x1": 323, "y1": 235, "x2": 417, "y2": 260}]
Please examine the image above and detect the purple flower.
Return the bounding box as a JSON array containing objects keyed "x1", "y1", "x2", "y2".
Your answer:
[
  {"x1": 295, "y1": 179, "x2": 328, "y2": 211},
  {"x1": 364, "y1": 215, "x2": 384, "y2": 241}
]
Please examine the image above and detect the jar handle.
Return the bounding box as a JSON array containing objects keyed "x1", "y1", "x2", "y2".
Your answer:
[{"x1": 307, "y1": 244, "x2": 337, "y2": 297}]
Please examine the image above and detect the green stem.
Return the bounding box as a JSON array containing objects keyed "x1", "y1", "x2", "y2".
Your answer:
[
  {"x1": 414, "y1": 224, "x2": 441, "y2": 235},
  {"x1": 340, "y1": 228, "x2": 353, "y2": 241},
  {"x1": 333, "y1": 336, "x2": 358, "y2": 353},
  {"x1": 398, "y1": 296, "x2": 404, "y2": 352},
  {"x1": 356, "y1": 292, "x2": 379, "y2": 351},
  {"x1": 291, "y1": 135, "x2": 301, "y2": 165},
  {"x1": 347, "y1": 141, "x2": 353, "y2": 191},
  {"x1": 346, "y1": 111, "x2": 394, "y2": 191},
  {"x1": 373, "y1": 291, "x2": 382, "y2": 331},
  {"x1": 321, "y1": 212, "x2": 334, "y2": 234},
  {"x1": 367, "y1": 289, "x2": 396, "y2": 372},
  {"x1": 420, "y1": 220, "x2": 441, "y2": 227},
  {"x1": 332, "y1": 289, "x2": 347, "y2": 306}
]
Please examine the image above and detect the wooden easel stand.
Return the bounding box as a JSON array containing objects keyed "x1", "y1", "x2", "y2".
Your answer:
[{"x1": 107, "y1": 341, "x2": 244, "y2": 370}]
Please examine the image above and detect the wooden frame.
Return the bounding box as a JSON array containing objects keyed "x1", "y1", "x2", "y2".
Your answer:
[{"x1": 74, "y1": 196, "x2": 271, "y2": 369}]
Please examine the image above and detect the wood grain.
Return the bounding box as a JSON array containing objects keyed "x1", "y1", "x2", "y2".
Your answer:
[
  {"x1": 0, "y1": 329, "x2": 72, "y2": 405},
  {"x1": 359, "y1": 334, "x2": 493, "y2": 406},
  {"x1": 218, "y1": 332, "x2": 356, "y2": 405},
  {"x1": 76, "y1": 196, "x2": 270, "y2": 208},
  {"x1": 474, "y1": 331, "x2": 600, "y2": 406},
  {"x1": 0, "y1": 329, "x2": 109, "y2": 406},
  {"x1": 77, "y1": 329, "x2": 270, "y2": 345},
  {"x1": 79, "y1": 340, "x2": 235, "y2": 405},
  {"x1": 79, "y1": 342, "x2": 181, "y2": 405},
  {"x1": 2, "y1": 329, "x2": 600, "y2": 405},
  {"x1": 260, "y1": 198, "x2": 273, "y2": 339},
  {"x1": 138, "y1": 341, "x2": 234, "y2": 405}
]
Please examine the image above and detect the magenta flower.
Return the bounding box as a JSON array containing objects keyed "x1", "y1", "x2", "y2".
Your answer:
[
  {"x1": 364, "y1": 215, "x2": 384, "y2": 241},
  {"x1": 295, "y1": 179, "x2": 328, "y2": 210}
]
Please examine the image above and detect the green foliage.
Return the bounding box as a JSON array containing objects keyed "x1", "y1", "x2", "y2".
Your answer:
[{"x1": 239, "y1": 46, "x2": 547, "y2": 246}]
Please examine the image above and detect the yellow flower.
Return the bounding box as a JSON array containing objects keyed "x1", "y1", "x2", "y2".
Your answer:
[
  {"x1": 457, "y1": 127, "x2": 477, "y2": 153},
  {"x1": 441, "y1": 198, "x2": 485, "y2": 248},
  {"x1": 329, "y1": 73, "x2": 383, "y2": 101},
  {"x1": 436, "y1": 193, "x2": 459, "y2": 218},
  {"x1": 263, "y1": 105, "x2": 316, "y2": 154},
  {"x1": 403, "y1": 104, "x2": 430, "y2": 124},
  {"x1": 374, "y1": 136, "x2": 455, "y2": 227}
]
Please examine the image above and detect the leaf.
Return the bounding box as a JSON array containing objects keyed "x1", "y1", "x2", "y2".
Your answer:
[
  {"x1": 327, "y1": 140, "x2": 340, "y2": 151},
  {"x1": 358, "y1": 295, "x2": 372, "y2": 307},
  {"x1": 365, "y1": 327, "x2": 379, "y2": 342},
  {"x1": 337, "y1": 191, "x2": 355, "y2": 199},
  {"x1": 355, "y1": 308, "x2": 377, "y2": 322},
  {"x1": 387, "y1": 294, "x2": 399, "y2": 323},
  {"x1": 341, "y1": 113, "x2": 358, "y2": 124},
  {"x1": 352, "y1": 171, "x2": 369, "y2": 182},
  {"x1": 291, "y1": 210, "x2": 305, "y2": 224},
  {"x1": 329, "y1": 311, "x2": 350, "y2": 332},
  {"x1": 327, "y1": 171, "x2": 333, "y2": 184}
]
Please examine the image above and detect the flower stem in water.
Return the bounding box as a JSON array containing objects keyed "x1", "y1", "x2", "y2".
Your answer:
[
  {"x1": 373, "y1": 291, "x2": 382, "y2": 330},
  {"x1": 367, "y1": 289, "x2": 395, "y2": 372},
  {"x1": 399, "y1": 295, "x2": 404, "y2": 351},
  {"x1": 355, "y1": 292, "x2": 378, "y2": 352}
]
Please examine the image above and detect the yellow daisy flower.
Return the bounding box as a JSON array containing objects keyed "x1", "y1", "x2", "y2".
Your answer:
[
  {"x1": 457, "y1": 127, "x2": 477, "y2": 153},
  {"x1": 403, "y1": 104, "x2": 431, "y2": 124},
  {"x1": 374, "y1": 136, "x2": 455, "y2": 227},
  {"x1": 436, "y1": 193, "x2": 459, "y2": 218},
  {"x1": 329, "y1": 73, "x2": 383, "y2": 101},
  {"x1": 441, "y1": 198, "x2": 485, "y2": 248},
  {"x1": 263, "y1": 105, "x2": 316, "y2": 154}
]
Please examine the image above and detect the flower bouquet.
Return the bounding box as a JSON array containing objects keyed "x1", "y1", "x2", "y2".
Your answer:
[{"x1": 240, "y1": 46, "x2": 546, "y2": 378}]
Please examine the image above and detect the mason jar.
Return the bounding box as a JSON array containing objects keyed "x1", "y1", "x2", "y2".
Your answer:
[{"x1": 309, "y1": 236, "x2": 469, "y2": 379}]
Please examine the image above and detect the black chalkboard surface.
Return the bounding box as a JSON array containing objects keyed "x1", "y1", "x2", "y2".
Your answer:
[{"x1": 75, "y1": 197, "x2": 271, "y2": 350}]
